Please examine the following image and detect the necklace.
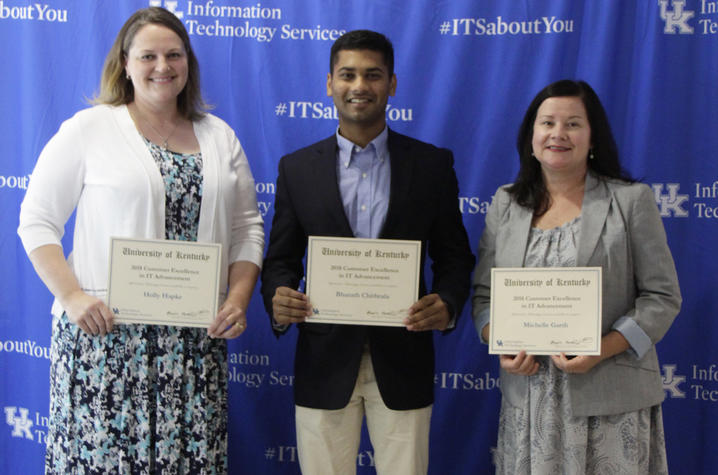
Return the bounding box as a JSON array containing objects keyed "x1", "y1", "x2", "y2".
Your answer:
[
  {"x1": 131, "y1": 106, "x2": 180, "y2": 151},
  {"x1": 143, "y1": 116, "x2": 179, "y2": 151}
]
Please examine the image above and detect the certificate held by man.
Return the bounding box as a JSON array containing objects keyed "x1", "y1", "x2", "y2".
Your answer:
[
  {"x1": 107, "y1": 237, "x2": 222, "y2": 327},
  {"x1": 306, "y1": 236, "x2": 421, "y2": 326},
  {"x1": 489, "y1": 267, "x2": 602, "y2": 355}
]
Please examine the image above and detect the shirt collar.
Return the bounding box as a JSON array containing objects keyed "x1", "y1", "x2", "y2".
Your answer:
[{"x1": 336, "y1": 126, "x2": 389, "y2": 169}]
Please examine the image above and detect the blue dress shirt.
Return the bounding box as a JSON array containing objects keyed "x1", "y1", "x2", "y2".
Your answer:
[{"x1": 335, "y1": 127, "x2": 391, "y2": 239}]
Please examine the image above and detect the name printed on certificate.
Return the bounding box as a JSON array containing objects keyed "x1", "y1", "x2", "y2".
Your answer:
[
  {"x1": 107, "y1": 237, "x2": 222, "y2": 327},
  {"x1": 306, "y1": 236, "x2": 421, "y2": 326},
  {"x1": 489, "y1": 267, "x2": 602, "y2": 355}
]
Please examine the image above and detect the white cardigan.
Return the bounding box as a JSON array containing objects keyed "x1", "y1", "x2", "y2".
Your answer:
[{"x1": 18, "y1": 104, "x2": 264, "y2": 317}]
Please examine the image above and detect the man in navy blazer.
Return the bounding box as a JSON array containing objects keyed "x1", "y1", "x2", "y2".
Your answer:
[{"x1": 261, "y1": 30, "x2": 474, "y2": 474}]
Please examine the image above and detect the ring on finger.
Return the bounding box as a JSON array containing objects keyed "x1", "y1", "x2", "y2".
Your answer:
[{"x1": 234, "y1": 321, "x2": 245, "y2": 329}]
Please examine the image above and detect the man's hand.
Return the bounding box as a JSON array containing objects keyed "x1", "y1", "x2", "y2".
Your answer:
[
  {"x1": 404, "y1": 293, "x2": 450, "y2": 331},
  {"x1": 272, "y1": 286, "x2": 312, "y2": 325}
]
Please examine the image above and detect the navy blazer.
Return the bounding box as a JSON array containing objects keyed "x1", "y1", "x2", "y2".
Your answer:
[
  {"x1": 472, "y1": 172, "x2": 681, "y2": 416},
  {"x1": 262, "y1": 129, "x2": 475, "y2": 410}
]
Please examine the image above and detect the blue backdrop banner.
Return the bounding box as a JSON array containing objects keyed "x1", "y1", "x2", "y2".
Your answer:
[{"x1": 1, "y1": 1, "x2": 716, "y2": 473}]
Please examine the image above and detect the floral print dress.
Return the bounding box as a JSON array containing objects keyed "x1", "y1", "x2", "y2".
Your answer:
[
  {"x1": 46, "y1": 140, "x2": 228, "y2": 474},
  {"x1": 493, "y1": 216, "x2": 668, "y2": 475}
]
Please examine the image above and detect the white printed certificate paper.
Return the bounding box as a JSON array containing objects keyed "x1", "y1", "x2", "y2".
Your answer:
[
  {"x1": 107, "y1": 238, "x2": 221, "y2": 327},
  {"x1": 489, "y1": 267, "x2": 602, "y2": 355},
  {"x1": 306, "y1": 236, "x2": 421, "y2": 326}
]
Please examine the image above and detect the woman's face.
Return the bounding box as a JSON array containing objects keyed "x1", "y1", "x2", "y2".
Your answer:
[
  {"x1": 124, "y1": 23, "x2": 188, "y2": 111},
  {"x1": 531, "y1": 96, "x2": 592, "y2": 177}
]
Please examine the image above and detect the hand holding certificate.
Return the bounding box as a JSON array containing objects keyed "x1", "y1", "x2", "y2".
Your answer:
[
  {"x1": 107, "y1": 238, "x2": 222, "y2": 327},
  {"x1": 489, "y1": 267, "x2": 602, "y2": 355},
  {"x1": 306, "y1": 236, "x2": 421, "y2": 326}
]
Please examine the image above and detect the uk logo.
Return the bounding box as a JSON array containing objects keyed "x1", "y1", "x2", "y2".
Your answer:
[
  {"x1": 149, "y1": 0, "x2": 184, "y2": 19},
  {"x1": 662, "y1": 364, "x2": 687, "y2": 398},
  {"x1": 4, "y1": 406, "x2": 34, "y2": 440},
  {"x1": 658, "y1": 0, "x2": 695, "y2": 34},
  {"x1": 652, "y1": 183, "x2": 689, "y2": 217}
]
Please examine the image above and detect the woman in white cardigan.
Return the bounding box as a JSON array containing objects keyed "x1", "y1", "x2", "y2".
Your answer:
[{"x1": 17, "y1": 7, "x2": 264, "y2": 474}]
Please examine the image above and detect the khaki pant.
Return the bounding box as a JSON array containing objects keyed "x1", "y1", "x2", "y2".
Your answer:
[{"x1": 295, "y1": 348, "x2": 432, "y2": 475}]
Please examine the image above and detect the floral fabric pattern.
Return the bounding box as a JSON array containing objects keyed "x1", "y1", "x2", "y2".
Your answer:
[
  {"x1": 46, "y1": 142, "x2": 229, "y2": 474},
  {"x1": 493, "y1": 216, "x2": 668, "y2": 475},
  {"x1": 146, "y1": 139, "x2": 204, "y2": 242}
]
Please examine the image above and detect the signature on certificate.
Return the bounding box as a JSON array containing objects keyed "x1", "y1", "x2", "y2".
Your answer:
[
  {"x1": 365, "y1": 308, "x2": 408, "y2": 318},
  {"x1": 549, "y1": 337, "x2": 594, "y2": 346}
]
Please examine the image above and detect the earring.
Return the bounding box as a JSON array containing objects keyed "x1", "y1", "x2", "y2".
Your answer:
[
  {"x1": 589, "y1": 149, "x2": 595, "y2": 160},
  {"x1": 126, "y1": 73, "x2": 131, "y2": 79}
]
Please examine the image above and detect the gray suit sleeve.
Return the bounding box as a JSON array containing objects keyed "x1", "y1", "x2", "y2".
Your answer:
[
  {"x1": 471, "y1": 190, "x2": 503, "y2": 343},
  {"x1": 616, "y1": 184, "x2": 682, "y2": 357}
]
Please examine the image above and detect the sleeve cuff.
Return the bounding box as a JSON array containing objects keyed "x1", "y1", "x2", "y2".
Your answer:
[
  {"x1": 444, "y1": 301, "x2": 456, "y2": 330},
  {"x1": 612, "y1": 316, "x2": 653, "y2": 359},
  {"x1": 271, "y1": 316, "x2": 289, "y2": 333}
]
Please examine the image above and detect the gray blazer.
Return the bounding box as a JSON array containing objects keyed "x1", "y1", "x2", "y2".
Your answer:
[{"x1": 472, "y1": 172, "x2": 681, "y2": 416}]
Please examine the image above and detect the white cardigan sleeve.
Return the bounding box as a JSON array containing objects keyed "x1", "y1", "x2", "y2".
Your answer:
[
  {"x1": 18, "y1": 113, "x2": 86, "y2": 254},
  {"x1": 226, "y1": 128, "x2": 264, "y2": 268}
]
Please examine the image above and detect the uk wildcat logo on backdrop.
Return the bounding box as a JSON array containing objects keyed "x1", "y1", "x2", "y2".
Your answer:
[
  {"x1": 4, "y1": 407, "x2": 33, "y2": 440},
  {"x1": 659, "y1": 0, "x2": 695, "y2": 33},
  {"x1": 4, "y1": 406, "x2": 49, "y2": 445},
  {"x1": 150, "y1": 0, "x2": 183, "y2": 18},
  {"x1": 658, "y1": 0, "x2": 718, "y2": 35},
  {"x1": 652, "y1": 184, "x2": 689, "y2": 218},
  {"x1": 662, "y1": 364, "x2": 687, "y2": 398}
]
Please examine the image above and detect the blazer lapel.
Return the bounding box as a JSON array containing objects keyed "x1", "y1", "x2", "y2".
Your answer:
[
  {"x1": 502, "y1": 200, "x2": 533, "y2": 267},
  {"x1": 310, "y1": 136, "x2": 355, "y2": 236},
  {"x1": 380, "y1": 130, "x2": 413, "y2": 237},
  {"x1": 577, "y1": 173, "x2": 611, "y2": 266}
]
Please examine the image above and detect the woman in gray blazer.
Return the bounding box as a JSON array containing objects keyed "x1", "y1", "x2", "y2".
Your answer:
[{"x1": 472, "y1": 80, "x2": 681, "y2": 474}]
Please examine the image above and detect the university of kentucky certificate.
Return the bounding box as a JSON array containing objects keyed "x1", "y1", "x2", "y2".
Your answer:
[
  {"x1": 107, "y1": 237, "x2": 221, "y2": 327},
  {"x1": 305, "y1": 236, "x2": 421, "y2": 326},
  {"x1": 489, "y1": 267, "x2": 602, "y2": 355}
]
